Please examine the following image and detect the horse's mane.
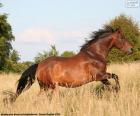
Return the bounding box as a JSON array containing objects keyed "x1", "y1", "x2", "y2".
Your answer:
[{"x1": 80, "y1": 26, "x2": 118, "y2": 51}]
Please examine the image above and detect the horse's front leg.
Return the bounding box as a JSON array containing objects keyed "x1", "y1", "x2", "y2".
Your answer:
[
  {"x1": 98, "y1": 73, "x2": 112, "y2": 90},
  {"x1": 111, "y1": 73, "x2": 120, "y2": 92},
  {"x1": 96, "y1": 73, "x2": 120, "y2": 92},
  {"x1": 101, "y1": 79, "x2": 111, "y2": 87}
]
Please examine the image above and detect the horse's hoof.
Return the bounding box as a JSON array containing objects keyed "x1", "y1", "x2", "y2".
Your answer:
[{"x1": 112, "y1": 74, "x2": 118, "y2": 80}]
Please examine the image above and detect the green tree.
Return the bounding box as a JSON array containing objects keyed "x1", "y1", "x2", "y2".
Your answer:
[
  {"x1": 34, "y1": 45, "x2": 59, "y2": 63},
  {"x1": 2, "y1": 50, "x2": 21, "y2": 72},
  {"x1": 106, "y1": 14, "x2": 140, "y2": 62},
  {"x1": 0, "y1": 14, "x2": 15, "y2": 70},
  {"x1": 48, "y1": 45, "x2": 59, "y2": 56},
  {"x1": 10, "y1": 61, "x2": 33, "y2": 73},
  {"x1": 10, "y1": 49, "x2": 20, "y2": 63},
  {"x1": 34, "y1": 51, "x2": 49, "y2": 63},
  {"x1": 61, "y1": 51, "x2": 75, "y2": 57}
]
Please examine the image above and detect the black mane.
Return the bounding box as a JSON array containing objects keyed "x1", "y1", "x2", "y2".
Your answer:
[{"x1": 80, "y1": 26, "x2": 117, "y2": 51}]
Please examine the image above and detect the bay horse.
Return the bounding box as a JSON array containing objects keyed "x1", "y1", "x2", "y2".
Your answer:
[{"x1": 5, "y1": 26, "x2": 133, "y2": 103}]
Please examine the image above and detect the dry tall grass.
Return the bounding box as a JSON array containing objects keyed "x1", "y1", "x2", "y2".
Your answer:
[{"x1": 0, "y1": 62, "x2": 140, "y2": 116}]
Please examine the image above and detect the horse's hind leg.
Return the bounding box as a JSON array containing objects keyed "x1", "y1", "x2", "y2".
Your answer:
[
  {"x1": 37, "y1": 79, "x2": 48, "y2": 96},
  {"x1": 51, "y1": 83, "x2": 59, "y2": 97},
  {"x1": 49, "y1": 83, "x2": 60, "y2": 102},
  {"x1": 48, "y1": 83, "x2": 59, "y2": 96}
]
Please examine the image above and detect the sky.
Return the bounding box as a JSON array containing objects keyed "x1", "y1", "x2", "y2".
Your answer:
[{"x1": 0, "y1": 0, "x2": 140, "y2": 61}]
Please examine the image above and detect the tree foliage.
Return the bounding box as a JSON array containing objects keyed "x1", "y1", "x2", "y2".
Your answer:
[
  {"x1": 0, "y1": 14, "x2": 15, "y2": 70},
  {"x1": 34, "y1": 45, "x2": 76, "y2": 63},
  {"x1": 106, "y1": 14, "x2": 140, "y2": 62},
  {"x1": 61, "y1": 51, "x2": 75, "y2": 57},
  {"x1": 34, "y1": 45, "x2": 59, "y2": 63},
  {"x1": 10, "y1": 49, "x2": 20, "y2": 63},
  {"x1": 49, "y1": 45, "x2": 59, "y2": 56}
]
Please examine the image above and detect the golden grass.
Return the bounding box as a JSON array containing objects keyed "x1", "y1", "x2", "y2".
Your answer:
[{"x1": 0, "y1": 62, "x2": 140, "y2": 116}]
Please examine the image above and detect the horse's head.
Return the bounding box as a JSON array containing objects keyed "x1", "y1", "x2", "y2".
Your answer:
[{"x1": 113, "y1": 29, "x2": 133, "y2": 54}]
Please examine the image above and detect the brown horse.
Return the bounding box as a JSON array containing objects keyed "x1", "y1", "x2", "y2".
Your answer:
[{"x1": 6, "y1": 26, "x2": 133, "y2": 103}]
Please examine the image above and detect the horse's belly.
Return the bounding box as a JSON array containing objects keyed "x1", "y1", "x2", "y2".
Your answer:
[
  {"x1": 56, "y1": 73, "x2": 93, "y2": 88},
  {"x1": 58, "y1": 80, "x2": 90, "y2": 88}
]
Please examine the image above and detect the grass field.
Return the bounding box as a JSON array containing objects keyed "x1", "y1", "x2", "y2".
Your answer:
[{"x1": 0, "y1": 62, "x2": 140, "y2": 116}]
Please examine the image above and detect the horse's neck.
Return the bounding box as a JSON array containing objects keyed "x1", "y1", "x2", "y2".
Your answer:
[{"x1": 89, "y1": 37, "x2": 113, "y2": 59}]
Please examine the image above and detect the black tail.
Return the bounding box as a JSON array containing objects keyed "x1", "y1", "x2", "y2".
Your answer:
[
  {"x1": 2, "y1": 64, "x2": 38, "y2": 104},
  {"x1": 16, "y1": 63, "x2": 38, "y2": 96}
]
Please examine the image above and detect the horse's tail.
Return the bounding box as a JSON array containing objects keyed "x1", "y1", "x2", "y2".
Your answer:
[
  {"x1": 3, "y1": 64, "x2": 39, "y2": 104},
  {"x1": 16, "y1": 64, "x2": 38, "y2": 95},
  {"x1": 16, "y1": 63, "x2": 38, "y2": 96},
  {"x1": 13, "y1": 64, "x2": 38, "y2": 103}
]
